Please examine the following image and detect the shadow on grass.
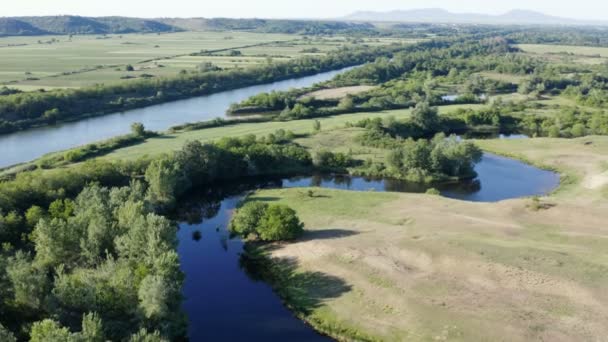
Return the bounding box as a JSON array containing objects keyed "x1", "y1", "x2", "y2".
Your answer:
[
  {"x1": 240, "y1": 247, "x2": 351, "y2": 315},
  {"x1": 299, "y1": 229, "x2": 359, "y2": 242},
  {"x1": 248, "y1": 196, "x2": 281, "y2": 203}
]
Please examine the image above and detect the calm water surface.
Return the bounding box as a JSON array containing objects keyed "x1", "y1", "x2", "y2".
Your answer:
[
  {"x1": 176, "y1": 152, "x2": 559, "y2": 341},
  {"x1": 0, "y1": 67, "x2": 354, "y2": 168}
]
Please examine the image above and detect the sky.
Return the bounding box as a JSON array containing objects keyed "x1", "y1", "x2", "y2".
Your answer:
[{"x1": 2, "y1": 0, "x2": 606, "y2": 21}]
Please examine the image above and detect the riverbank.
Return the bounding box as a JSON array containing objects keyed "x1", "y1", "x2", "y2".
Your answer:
[
  {"x1": 245, "y1": 136, "x2": 608, "y2": 341},
  {"x1": 0, "y1": 65, "x2": 369, "y2": 169}
]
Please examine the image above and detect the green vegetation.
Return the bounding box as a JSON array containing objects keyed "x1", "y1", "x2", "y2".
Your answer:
[
  {"x1": 0, "y1": 42, "x2": 405, "y2": 134},
  {"x1": 245, "y1": 137, "x2": 608, "y2": 340},
  {"x1": 230, "y1": 202, "x2": 304, "y2": 241},
  {"x1": 3, "y1": 21, "x2": 608, "y2": 341}
]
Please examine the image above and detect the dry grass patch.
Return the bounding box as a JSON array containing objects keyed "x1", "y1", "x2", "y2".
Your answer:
[
  {"x1": 304, "y1": 86, "x2": 375, "y2": 100},
  {"x1": 248, "y1": 136, "x2": 608, "y2": 341}
]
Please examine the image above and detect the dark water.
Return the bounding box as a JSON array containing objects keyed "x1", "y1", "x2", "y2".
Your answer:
[
  {"x1": 176, "y1": 153, "x2": 559, "y2": 341},
  {"x1": 0, "y1": 67, "x2": 355, "y2": 168}
]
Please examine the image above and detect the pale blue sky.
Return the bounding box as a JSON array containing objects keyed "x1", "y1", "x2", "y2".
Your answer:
[{"x1": 2, "y1": 0, "x2": 606, "y2": 21}]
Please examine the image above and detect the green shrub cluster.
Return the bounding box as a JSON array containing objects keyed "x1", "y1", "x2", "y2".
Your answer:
[{"x1": 230, "y1": 202, "x2": 304, "y2": 241}]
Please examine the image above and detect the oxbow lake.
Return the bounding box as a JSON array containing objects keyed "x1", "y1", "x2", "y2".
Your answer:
[{"x1": 176, "y1": 152, "x2": 559, "y2": 341}]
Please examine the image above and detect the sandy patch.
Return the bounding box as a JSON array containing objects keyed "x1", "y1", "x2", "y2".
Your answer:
[{"x1": 303, "y1": 86, "x2": 374, "y2": 100}]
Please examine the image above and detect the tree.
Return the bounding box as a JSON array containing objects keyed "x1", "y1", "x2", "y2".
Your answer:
[
  {"x1": 129, "y1": 329, "x2": 168, "y2": 342},
  {"x1": 547, "y1": 125, "x2": 561, "y2": 138},
  {"x1": 257, "y1": 204, "x2": 304, "y2": 241},
  {"x1": 131, "y1": 122, "x2": 146, "y2": 137},
  {"x1": 30, "y1": 320, "x2": 71, "y2": 342},
  {"x1": 410, "y1": 101, "x2": 439, "y2": 131},
  {"x1": 48, "y1": 199, "x2": 75, "y2": 220},
  {"x1": 0, "y1": 323, "x2": 16, "y2": 342},
  {"x1": 145, "y1": 157, "x2": 186, "y2": 209},
  {"x1": 25, "y1": 205, "x2": 46, "y2": 228},
  {"x1": 138, "y1": 275, "x2": 170, "y2": 319},
  {"x1": 338, "y1": 96, "x2": 355, "y2": 111},
  {"x1": 115, "y1": 213, "x2": 177, "y2": 263},
  {"x1": 6, "y1": 252, "x2": 47, "y2": 311},
  {"x1": 230, "y1": 202, "x2": 269, "y2": 237},
  {"x1": 0, "y1": 211, "x2": 23, "y2": 243},
  {"x1": 571, "y1": 123, "x2": 586, "y2": 137},
  {"x1": 313, "y1": 120, "x2": 321, "y2": 132},
  {"x1": 313, "y1": 150, "x2": 351, "y2": 171},
  {"x1": 174, "y1": 140, "x2": 221, "y2": 186},
  {"x1": 33, "y1": 218, "x2": 81, "y2": 268},
  {"x1": 79, "y1": 313, "x2": 105, "y2": 342}
]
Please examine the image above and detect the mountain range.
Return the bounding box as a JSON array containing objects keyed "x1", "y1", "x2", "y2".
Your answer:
[
  {"x1": 0, "y1": 16, "x2": 375, "y2": 37},
  {"x1": 343, "y1": 9, "x2": 607, "y2": 26}
]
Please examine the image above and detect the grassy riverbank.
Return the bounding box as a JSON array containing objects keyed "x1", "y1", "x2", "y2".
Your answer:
[
  {"x1": 245, "y1": 136, "x2": 608, "y2": 341},
  {"x1": 100, "y1": 104, "x2": 484, "y2": 161}
]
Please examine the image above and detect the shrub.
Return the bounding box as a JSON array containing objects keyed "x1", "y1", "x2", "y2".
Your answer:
[
  {"x1": 131, "y1": 122, "x2": 146, "y2": 137},
  {"x1": 425, "y1": 188, "x2": 441, "y2": 195},
  {"x1": 257, "y1": 205, "x2": 304, "y2": 241},
  {"x1": 313, "y1": 150, "x2": 352, "y2": 171},
  {"x1": 230, "y1": 202, "x2": 304, "y2": 241},
  {"x1": 230, "y1": 202, "x2": 269, "y2": 237}
]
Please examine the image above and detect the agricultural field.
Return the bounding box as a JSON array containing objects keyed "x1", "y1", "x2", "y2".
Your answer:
[
  {"x1": 250, "y1": 135, "x2": 608, "y2": 341},
  {"x1": 517, "y1": 43, "x2": 608, "y2": 65},
  {"x1": 0, "y1": 32, "x2": 411, "y2": 89}
]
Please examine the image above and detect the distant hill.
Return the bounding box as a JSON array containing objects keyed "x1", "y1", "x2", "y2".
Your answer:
[
  {"x1": 0, "y1": 16, "x2": 182, "y2": 36},
  {"x1": 0, "y1": 16, "x2": 376, "y2": 37},
  {"x1": 0, "y1": 18, "x2": 48, "y2": 36},
  {"x1": 343, "y1": 8, "x2": 607, "y2": 26},
  {"x1": 158, "y1": 18, "x2": 376, "y2": 35}
]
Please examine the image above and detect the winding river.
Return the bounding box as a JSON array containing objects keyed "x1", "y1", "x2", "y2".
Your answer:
[
  {"x1": 0, "y1": 67, "x2": 355, "y2": 169},
  {"x1": 0, "y1": 65, "x2": 562, "y2": 340},
  {"x1": 176, "y1": 153, "x2": 559, "y2": 341}
]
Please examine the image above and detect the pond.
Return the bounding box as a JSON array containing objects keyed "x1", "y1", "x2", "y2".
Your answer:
[
  {"x1": 176, "y1": 152, "x2": 559, "y2": 341},
  {"x1": 0, "y1": 66, "x2": 355, "y2": 169}
]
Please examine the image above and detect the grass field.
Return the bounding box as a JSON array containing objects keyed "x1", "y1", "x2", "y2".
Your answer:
[
  {"x1": 249, "y1": 135, "x2": 608, "y2": 341},
  {"x1": 517, "y1": 44, "x2": 608, "y2": 65},
  {"x1": 517, "y1": 44, "x2": 608, "y2": 57},
  {"x1": 0, "y1": 33, "x2": 411, "y2": 89},
  {"x1": 101, "y1": 104, "x2": 484, "y2": 161}
]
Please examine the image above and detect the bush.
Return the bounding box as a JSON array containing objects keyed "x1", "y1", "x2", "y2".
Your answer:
[
  {"x1": 313, "y1": 150, "x2": 352, "y2": 171},
  {"x1": 257, "y1": 205, "x2": 304, "y2": 241},
  {"x1": 230, "y1": 202, "x2": 269, "y2": 237},
  {"x1": 425, "y1": 188, "x2": 441, "y2": 195},
  {"x1": 230, "y1": 202, "x2": 304, "y2": 241}
]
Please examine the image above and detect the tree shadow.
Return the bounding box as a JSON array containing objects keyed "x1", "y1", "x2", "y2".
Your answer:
[
  {"x1": 299, "y1": 228, "x2": 359, "y2": 242},
  {"x1": 240, "y1": 248, "x2": 352, "y2": 315},
  {"x1": 245, "y1": 196, "x2": 281, "y2": 203}
]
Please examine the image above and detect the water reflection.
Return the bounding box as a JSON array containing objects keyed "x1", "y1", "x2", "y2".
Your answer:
[{"x1": 175, "y1": 153, "x2": 559, "y2": 340}]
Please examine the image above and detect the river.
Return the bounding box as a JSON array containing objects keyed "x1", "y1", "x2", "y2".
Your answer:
[{"x1": 0, "y1": 67, "x2": 354, "y2": 169}]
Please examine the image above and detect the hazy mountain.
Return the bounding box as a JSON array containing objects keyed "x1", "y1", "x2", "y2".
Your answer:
[
  {"x1": 0, "y1": 16, "x2": 182, "y2": 36},
  {"x1": 0, "y1": 18, "x2": 49, "y2": 36},
  {"x1": 343, "y1": 8, "x2": 606, "y2": 26},
  {"x1": 0, "y1": 16, "x2": 375, "y2": 37},
  {"x1": 157, "y1": 18, "x2": 375, "y2": 34}
]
